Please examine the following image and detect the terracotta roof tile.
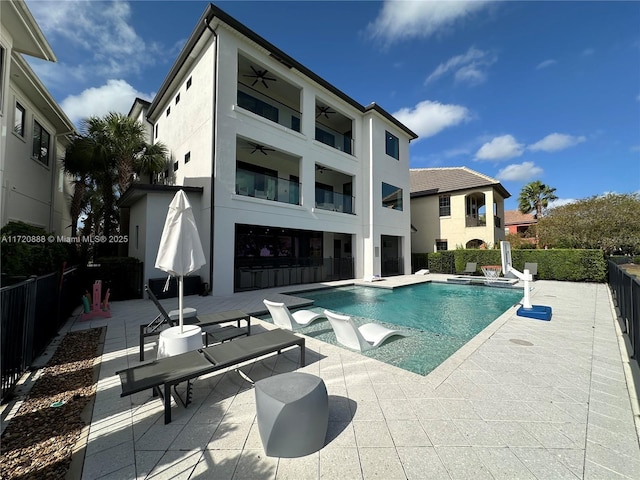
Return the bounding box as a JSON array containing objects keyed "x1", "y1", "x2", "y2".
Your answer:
[{"x1": 504, "y1": 210, "x2": 537, "y2": 225}]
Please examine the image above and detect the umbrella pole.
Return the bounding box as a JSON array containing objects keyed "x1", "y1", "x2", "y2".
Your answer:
[{"x1": 179, "y1": 275, "x2": 184, "y2": 334}]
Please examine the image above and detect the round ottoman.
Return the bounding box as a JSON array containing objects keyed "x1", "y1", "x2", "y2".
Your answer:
[{"x1": 254, "y1": 372, "x2": 328, "y2": 458}]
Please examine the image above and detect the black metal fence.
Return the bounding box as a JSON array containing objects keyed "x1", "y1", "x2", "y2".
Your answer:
[
  {"x1": 608, "y1": 260, "x2": 639, "y2": 368},
  {"x1": 1, "y1": 267, "x2": 81, "y2": 403}
]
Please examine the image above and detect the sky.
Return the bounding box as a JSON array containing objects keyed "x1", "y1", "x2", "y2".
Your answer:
[{"x1": 24, "y1": 0, "x2": 640, "y2": 211}]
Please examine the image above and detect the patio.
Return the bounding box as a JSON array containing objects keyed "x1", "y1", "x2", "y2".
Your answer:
[{"x1": 56, "y1": 276, "x2": 640, "y2": 478}]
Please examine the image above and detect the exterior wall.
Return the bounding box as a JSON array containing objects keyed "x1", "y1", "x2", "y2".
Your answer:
[
  {"x1": 411, "y1": 188, "x2": 506, "y2": 252},
  {"x1": 140, "y1": 15, "x2": 413, "y2": 295}
]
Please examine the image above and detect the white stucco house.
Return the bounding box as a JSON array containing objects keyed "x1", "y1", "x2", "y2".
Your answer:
[
  {"x1": 410, "y1": 167, "x2": 510, "y2": 252},
  {"x1": 0, "y1": 0, "x2": 76, "y2": 234},
  {"x1": 123, "y1": 3, "x2": 418, "y2": 296}
]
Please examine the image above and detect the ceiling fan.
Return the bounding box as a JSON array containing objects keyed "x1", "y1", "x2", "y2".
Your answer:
[
  {"x1": 316, "y1": 105, "x2": 336, "y2": 118},
  {"x1": 248, "y1": 142, "x2": 275, "y2": 155},
  {"x1": 243, "y1": 65, "x2": 277, "y2": 88}
]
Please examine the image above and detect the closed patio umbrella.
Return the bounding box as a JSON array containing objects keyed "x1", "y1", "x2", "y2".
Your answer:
[{"x1": 155, "y1": 190, "x2": 206, "y2": 333}]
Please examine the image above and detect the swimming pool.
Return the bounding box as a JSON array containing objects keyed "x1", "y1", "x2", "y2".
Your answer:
[{"x1": 263, "y1": 283, "x2": 523, "y2": 375}]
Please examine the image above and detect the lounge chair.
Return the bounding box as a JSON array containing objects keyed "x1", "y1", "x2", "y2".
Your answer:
[
  {"x1": 140, "y1": 284, "x2": 250, "y2": 360},
  {"x1": 117, "y1": 329, "x2": 305, "y2": 424},
  {"x1": 524, "y1": 262, "x2": 538, "y2": 279},
  {"x1": 263, "y1": 299, "x2": 325, "y2": 331},
  {"x1": 324, "y1": 309, "x2": 407, "y2": 352},
  {"x1": 460, "y1": 262, "x2": 477, "y2": 275}
]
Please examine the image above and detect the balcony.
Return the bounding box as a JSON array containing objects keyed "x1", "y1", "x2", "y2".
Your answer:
[
  {"x1": 315, "y1": 188, "x2": 354, "y2": 214},
  {"x1": 315, "y1": 99, "x2": 354, "y2": 155},
  {"x1": 466, "y1": 215, "x2": 487, "y2": 227},
  {"x1": 236, "y1": 167, "x2": 300, "y2": 206},
  {"x1": 237, "y1": 85, "x2": 301, "y2": 132}
]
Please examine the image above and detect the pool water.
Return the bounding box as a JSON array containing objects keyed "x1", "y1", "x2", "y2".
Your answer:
[{"x1": 263, "y1": 283, "x2": 523, "y2": 375}]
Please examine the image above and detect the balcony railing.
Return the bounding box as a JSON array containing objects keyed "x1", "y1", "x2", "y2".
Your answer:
[
  {"x1": 236, "y1": 168, "x2": 300, "y2": 205},
  {"x1": 465, "y1": 215, "x2": 487, "y2": 227},
  {"x1": 237, "y1": 83, "x2": 301, "y2": 132},
  {"x1": 494, "y1": 216, "x2": 502, "y2": 228},
  {"x1": 315, "y1": 124, "x2": 353, "y2": 155},
  {"x1": 315, "y1": 188, "x2": 355, "y2": 214}
]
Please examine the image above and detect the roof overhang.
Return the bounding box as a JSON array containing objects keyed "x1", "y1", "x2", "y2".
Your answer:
[
  {"x1": 118, "y1": 184, "x2": 204, "y2": 208},
  {"x1": 11, "y1": 53, "x2": 75, "y2": 137},
  {"x1": 1, "y1": 0, "x2": 56, "y2": 61}
]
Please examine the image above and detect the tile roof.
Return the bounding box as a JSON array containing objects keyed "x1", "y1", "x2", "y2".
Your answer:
[
  {"x1": 410, "y1": 167, "x2": 511, "y2": 199},
  {"x1": 504, "y1": 210, "x2": 537, "y2": 225}
]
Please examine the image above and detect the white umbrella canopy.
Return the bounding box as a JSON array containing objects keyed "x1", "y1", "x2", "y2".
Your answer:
[{"x1": 155, "y1": 190, "x2": 206, "y2": 332}]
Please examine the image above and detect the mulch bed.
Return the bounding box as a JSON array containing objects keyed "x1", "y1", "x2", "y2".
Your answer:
[{"x1": 0, "y1": 328, "x2": 104, "y2": 479}]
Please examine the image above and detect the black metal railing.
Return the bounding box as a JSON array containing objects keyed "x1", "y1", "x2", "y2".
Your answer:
[
  {"x1": 1, "y1": 267, "x2": 81, "y2": 402},
  {"x1": 234, "y1": 257, "x2": 354, "y2": 291},
  {"x1": 608, "y1": 260, "x2": 639, "y2": 368}
]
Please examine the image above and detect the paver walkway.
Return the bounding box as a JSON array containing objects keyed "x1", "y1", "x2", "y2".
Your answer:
[{"x1": 69, "y1": 277, "x2": 639, "y2": 479}]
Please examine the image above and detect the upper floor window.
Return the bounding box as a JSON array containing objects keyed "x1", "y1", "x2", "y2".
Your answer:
[
  {"x1": 15, "y1": 102, "x2": 25, "y2": 136},
  {"x1": 382, "y1": 182, "x2": 403, "y2": 211},
  {"x1": 184, "y1": 152, "x2": 191, "y2": 164},
  {"x1": 0, "y1": 46, "x2": 5, "y2": 111},
  {"x1": 439, "y1": 195, "x2": 451, "y2": 217},
  {"x1": 385, "y1": 131, "x2": 399, "y2": 160},
  {"x1": 436, "y1": 239, "x2": 448, "y2": 251},
  {"x1": 166, "y1": 107, "x2": 171, "y2": 117},
  {"x1": 154, "y1": 124, "x2": 158, "y2": 138},
  {"x1": 175, "y1": 93, "x2": 180, "y2": 104},
  {"x1": 32, "y1": 120, "x2": 50, "y2": 166},
  {"x1": 186, "y1": 77, "x2": 192, "y2": 90}
]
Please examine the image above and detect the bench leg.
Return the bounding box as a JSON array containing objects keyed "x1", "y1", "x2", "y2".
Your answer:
[
  {"x1": 164, "y1": 383, "x2": 172, "y2": 424},
  {"x1": 300, "y1": 341, "x2": 305, "y2": 367}
]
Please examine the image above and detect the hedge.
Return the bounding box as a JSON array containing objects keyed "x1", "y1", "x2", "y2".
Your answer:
[{"x1": 419, "y1": 248, "x2": 606, "y2": 282}]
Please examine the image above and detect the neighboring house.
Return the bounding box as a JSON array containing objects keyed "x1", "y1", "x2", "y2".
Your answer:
[
  {"x1": 0, "y1": 0, "x2": 76, "y2": 234},
  {"x1": 410, "y1": 167, "x2": 510, "y2": 252},
  {"x1": 504, "y1": 210, "x2": 537, "y2": 243},
  {"x1": 122, "y1": 3, "x2": 417, "y2": 296}
]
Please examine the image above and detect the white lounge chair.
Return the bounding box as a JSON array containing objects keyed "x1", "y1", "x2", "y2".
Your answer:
[
  {"x1": 324, "y1": 309, "x2": 407, "y2": 352},
  {"x1": 263, "y1": 299, "x2": 326, "y2": 331},
  {"x1": 460, "y1": 262, "x2": 477, "y2": 275}
]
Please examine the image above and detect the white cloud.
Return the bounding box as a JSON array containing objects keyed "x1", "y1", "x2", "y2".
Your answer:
[
  {"x1": 528, "y1": 133, "x2": 586, "y2": 152},
  {"x1": 426, "y1": 47, "x2": 497, "y2": 86},
  {"x1": 61, "y1": 80, "x2": 153, "y2": 126},
  {"x1": 548, "y1": 198, "x2": 577, "y2": 208},
  {"x1": 496, "y1": 162, "x2": 543, "y2": 181},
  {"x1": 475, "y1": 135, "x2": 524, "y2": 161},
  {"x1": 536, "y1": 59, "x2": 557, "y2": 70},
  {"x1": 393, "y1": 100, "x2": 471, "y2": 140},
  {"x1": 367, "y1": 0, "x2": 493, "y2": 45},
  {"x1": 27, "y1": 0, "x2": 165, "y2": 79}
]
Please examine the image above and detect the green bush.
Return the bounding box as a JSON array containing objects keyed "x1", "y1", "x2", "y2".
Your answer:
[
  {"x1": 1, "y1": 221, "x2": 74, "y2": 278},
  {"x1": 417, "y1": 248, "x2": 607, "y2": 282}
]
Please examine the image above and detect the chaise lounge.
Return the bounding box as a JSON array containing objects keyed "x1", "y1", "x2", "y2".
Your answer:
[
  {"x1": 140, "y1": 284, "x2": 250, "y2": 360},
  {"x1": 324, "y1": 309, "x2": 407, "y2": 352},
  {"x1": 118, "y1": 328, "x2": 306, "y2": 424},
  {"x1": 263, "y1": 299, "x2": 326, "y2": 331}
]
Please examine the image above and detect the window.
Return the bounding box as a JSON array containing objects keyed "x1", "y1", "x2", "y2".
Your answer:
[
  {"x1": 14, "y1": 102, "x2": 25, "y2": 136},
  {"x1": 154, "y1": 124, "x2": 158, "y2": 138},
  {"x1": 184, "y1": 152, "x2": 190, "y2": 164},
  {"x1": 382, "y1": 182, "x2": 403, "y2": 211},
  {"x1": 385, "y1": 131, "x2": 399, "y2": 160},
  {"x1": 173, "y1": 161, "x2": 179, "y2": 171},
  {"x1": 32, "y1": 120, "x2": 50, "y2": 166},
  {"x1": 186, "y1": 77, "x2": 192, "y2": 90},
  {"x1": 175, "y1": 93, "x2": 180, "y2": 104},
  {"x1": 0, "y1": 46, "x2": 5, "y2": 110},
  {"x1": 166, "y1": 107, "x2": 171, "y2": 117},
  {"x1": 436, "y1": 239, "x2": 448, "y2": 251},
  {"x1": 439, "y1": 195, "x2": 451, "y2": 216}
]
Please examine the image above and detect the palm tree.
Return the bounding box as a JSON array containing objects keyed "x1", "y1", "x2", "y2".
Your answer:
[{"x1": 518, "y1": 180, "x2": 558, "y2": 247}]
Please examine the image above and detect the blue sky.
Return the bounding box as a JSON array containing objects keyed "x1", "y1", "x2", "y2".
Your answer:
[{"x1": 25, "y1": 0, "x2": 640, "y2": 211}]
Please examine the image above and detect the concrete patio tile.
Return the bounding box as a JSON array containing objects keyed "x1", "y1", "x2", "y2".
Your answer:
[
  {"x1": 275, "y1": 452, "x2": 319, "y2": 480},
  {"x1": 410, "y1": 398, "x2": 451, "y2": 421},
  {"x1": 81, "y1": 440, "x2": 135, "y2": 479},
  {"x1": 490, "y1": 421, "x2": 542, "y2": 447},
  {"x1": 435, "y1": 446, "x2": 494, "y2": 479},
  {"x1": 420, "y1": 419, "x2": 468, "y2": 446},
  {"x1": 144, "y1": 449, "x2": 202, "y2": 479},
  {"x1": 511, "y1": 447, "x2": 580, "y2": 479},
  {"x1": 207, "y1": 421, "x2": 253, "y2": 450},
  {"x1": 587, "y1": 423, "x2": 640, "y2": 458},
  {"x1": 232, "y1": 449, "x2": 277, "y2": 480},
  {"x1": 352, "y1": 420, "x2": 394, "y2": 447},
  {"x1": 136, "y1": 423, "x2": 186, "y2": 450},
  {"x1": 521, "y1": 421, "x2": 585, "y2": 449},
  {"x1": 345, "y1": 383, "x2": 378, "y2": 401},
  {"x1": 453, "y1": 419, "x2": 505, "y2": 447},
  {"x1": 473, "y1": 447, "x2": 536, "y2": 479},
  {"x1": 371, "y1": 382, "x2": 407, "y2": 400},
  {"x1": 583, "y1": 461, "x2": 633, "y2": 480},
  {"x1": 169, "y1": 421, "x2": 216, "y2": 450},
  {"x1": 396, "y1": 446, "x2": 451, "y2": 479},
  {"x1": 319, "y1": 447, "x2": 363, "y2": 479},
  {"x1": 243, "y1": 421, "x2": 263, "y2": 450},
  {"x1": 350, "y1": 399, "x2": 385, "y2": 422},
  {"x1": 191, "y1": 449, "x2": 241, "y2": 479},
  {"x1": 324, "y1": 421, "x2": 357, "y2": 449},
  {"x1": 438, "y1": 398, "x2": 481, "y2": 420},
  {"x1": 328, "y1": 394, "x2": 353, "y2": 422},
  {"x1": 133, "y1": 450, "x2": 165, "y2": 479},
  {"x1": 221, "y1": 400, "x2": 257, "y2": 424},
  {"x1": 386, "y1": 419, "x2": 432, "y2": 446},
  {"x1": 377, "y1": 397, "x2": 417, "y2": 420},
  {"x1": 358, "y1": 447, "x2": 405, "y2": 479}
]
